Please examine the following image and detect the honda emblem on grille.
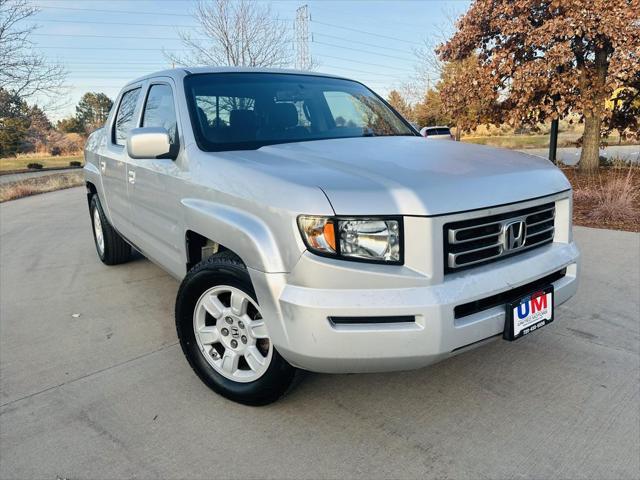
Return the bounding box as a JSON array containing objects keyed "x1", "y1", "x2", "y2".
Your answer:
[{"x1": 504, "y1": 220, "x2": 527, "y2": 250}]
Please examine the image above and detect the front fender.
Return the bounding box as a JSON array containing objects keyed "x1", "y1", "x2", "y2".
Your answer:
[
  {"x1": 181, "y1": 198, "x2": 296, "y2": 273},
  {"x1": 83, "y1": 161, "x2": 111, "y2": 218},
  {"x1": 83, "y1": 160, "x2": 101, "y2": 187}
]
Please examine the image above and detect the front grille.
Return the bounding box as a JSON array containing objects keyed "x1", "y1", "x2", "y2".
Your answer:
[{"x1": 444, "y1": 202, "x2": 555, "y2": 272}]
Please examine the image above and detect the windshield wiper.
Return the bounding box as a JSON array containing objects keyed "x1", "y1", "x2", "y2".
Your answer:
[{"x1": 366, "y1": 133, "x2": 415, "y2": 137}]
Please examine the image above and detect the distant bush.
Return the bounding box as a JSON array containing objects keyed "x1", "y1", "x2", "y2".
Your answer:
[
  {"x1": 69, "y1": 161, "x2": 82, "y2": 167},
  {"x1": 597, "y1": 155, "x2": 633, "y2": 168},
  {"x1": 599, "y1": 155, "x2": 611, "y2": 167},
  {"x1": 27, "y1": 162, "x2": 43, "y2": 169},
  {"x1": 609, "y1": 156, "x2": 633, "y2": 168},
  {"x1": 46, "y1": 131, "x2": 84, "y2": 156}
]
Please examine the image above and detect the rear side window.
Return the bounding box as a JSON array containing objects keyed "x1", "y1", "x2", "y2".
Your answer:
[
  {"x1": 142, "y1": 84, "x2": 178, "y2": 144},
  {"x1": 113, "y1": 88, "x2": 141, "y2": 145}
]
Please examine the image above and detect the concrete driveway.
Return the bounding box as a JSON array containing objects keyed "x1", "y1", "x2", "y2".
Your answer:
[{"x1": 1, "y1": 188, "x2": 638, "y2": 480}]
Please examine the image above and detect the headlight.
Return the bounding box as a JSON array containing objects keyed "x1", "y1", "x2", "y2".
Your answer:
[{"x1": 298, "y1": 216, "x2": 402, "y2": 264}]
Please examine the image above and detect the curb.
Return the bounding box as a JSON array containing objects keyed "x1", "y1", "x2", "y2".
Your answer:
[{"x1": 0, "y1": 165, "x2": 83, "y2": 176}]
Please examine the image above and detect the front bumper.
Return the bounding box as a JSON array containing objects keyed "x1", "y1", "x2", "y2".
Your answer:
[
  {"x1": 249, "y1": 192, "x2": 579, "y2": 373},
  {"x1": 251, "y1": 242, "x2": 579, "y2": 373}
]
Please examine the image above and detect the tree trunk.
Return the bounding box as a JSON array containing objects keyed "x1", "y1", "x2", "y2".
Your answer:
[
  {"x1": 579, "y1": 113, "x2": 601, "y2": 173},
  {"x1": 579, "y1": 45, "x2": 610, "y2": 174}
]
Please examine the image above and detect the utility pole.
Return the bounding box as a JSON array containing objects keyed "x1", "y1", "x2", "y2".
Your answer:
[
  {"x1": 549, "y1": 66, "x2": 563, "y2": 164},
  {"x1": 549, "y1": 118, "x2": 559, "y2": 164},
  {"x1": 295, "y1": 5, "x2": 312, "y2": 70}
]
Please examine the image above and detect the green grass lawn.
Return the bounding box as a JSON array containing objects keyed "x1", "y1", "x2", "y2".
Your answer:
[{"x1": 0, "y1": 154, "x2": 84, "y2": 172}]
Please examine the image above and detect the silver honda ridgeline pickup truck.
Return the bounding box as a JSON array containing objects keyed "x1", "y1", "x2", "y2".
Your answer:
[{"x1": 84, "y1": 68, "x2": 579, "y2": 405}]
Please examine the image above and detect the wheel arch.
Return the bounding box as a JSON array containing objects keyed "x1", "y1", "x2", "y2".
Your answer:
[
  {"x1": 86, "y1": 181, "x2": 97, "y2": 208},
  {"x1": 185, "y1": 230, "x2": 236, "y2": 271},
  {"x1": 181, "y1": 199, "x2": 288, "y2": 273}
]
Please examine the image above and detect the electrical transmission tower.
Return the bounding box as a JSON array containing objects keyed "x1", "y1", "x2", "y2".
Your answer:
[{"x1": 295, "y1": 5, "x2": 312, "y2": 70}]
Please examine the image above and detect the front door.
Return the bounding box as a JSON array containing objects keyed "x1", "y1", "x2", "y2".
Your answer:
[{"x1": 126, "y1": 80, "x2": 185, "y2": 276}]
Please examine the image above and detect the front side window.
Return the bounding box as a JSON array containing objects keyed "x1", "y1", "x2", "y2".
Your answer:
[
  {"x1": 184, "y1": 73, "x2": 415, "y2": 152},
  {"x1": 113, "y1": 88, "x2": 141, "y2": 145},
  {"x1": 142, "y1": 84, "x2": 178, "y2": 144}
]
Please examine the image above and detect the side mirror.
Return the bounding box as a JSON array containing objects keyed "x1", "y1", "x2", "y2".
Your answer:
[{"x1": 127, "y1": 127, "x2": 175, "y2": 160}]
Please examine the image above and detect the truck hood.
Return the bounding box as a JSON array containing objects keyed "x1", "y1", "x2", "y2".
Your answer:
[{"x1": 219, "y1": 136, "x2": 571, "y2": 216}]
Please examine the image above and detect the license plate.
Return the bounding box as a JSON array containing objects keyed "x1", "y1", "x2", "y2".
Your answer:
[{"x1": 503, "y1": 285, "x2": 554, "y2": 341}]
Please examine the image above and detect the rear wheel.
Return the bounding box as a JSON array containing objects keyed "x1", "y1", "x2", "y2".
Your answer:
[
  {"x1": 176, "y1": 252, "x2": 297, "y2": 405},
  {"x1": 89, "y1": 195, "x2": 131, "y2": 265}
]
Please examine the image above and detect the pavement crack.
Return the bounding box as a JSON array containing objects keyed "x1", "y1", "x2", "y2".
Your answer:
[{"x1": 0, "y1": 342, "x2": 179, "y2": 410}]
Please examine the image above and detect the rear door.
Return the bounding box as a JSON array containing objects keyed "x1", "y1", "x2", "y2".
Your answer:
[
  {"x1": 101, "y1": 85, "x2": 143, "y2": 237},
  {"x1": 126, "y1": 79, "x2": 185, "y2": 275}
]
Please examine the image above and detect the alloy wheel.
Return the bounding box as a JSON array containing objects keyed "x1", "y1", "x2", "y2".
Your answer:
[
  {"x1": 193, "y1": 285, "x2": 272, "y2": 383},
  {"x1": 93, "y1": 207, "x2": 105, "y2": 256}
]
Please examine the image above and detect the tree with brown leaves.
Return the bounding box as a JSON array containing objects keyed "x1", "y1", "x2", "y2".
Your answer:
[
  {"x1": 413, "y1": 88, "x2": 451, "y2": 130},
  {"x1": 607, "y1": 73, "x2": 640, "y2": 143},
  {"x1": 437, "y1": 56, "x2": 498, "y2": 140},
  {"x1": 386, "y1": 90, "x2": 413, "y2": 121},
  {"x1": 438, "y1": 0, "x2": 640, "y2": 172}
]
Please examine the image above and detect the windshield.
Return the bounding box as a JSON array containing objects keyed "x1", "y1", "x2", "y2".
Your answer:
[{"x1": 184, "y1": 73, "x2": 416, "y2": 151}]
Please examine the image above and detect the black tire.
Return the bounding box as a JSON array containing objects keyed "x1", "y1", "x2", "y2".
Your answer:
[
  {"x1": 89, "y1": 195, "x2": 131, "y2": 265},
  {"x1": 175, "y1": 251, "x2": 297, "y2": 406}
]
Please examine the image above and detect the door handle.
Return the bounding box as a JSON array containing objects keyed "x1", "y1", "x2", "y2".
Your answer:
[
  {"x1": 128, "y1": 170, "x2": 136, "y2": 184},
  {"x1": 100, "y1": 161, "x2": 106, "y2": 173}
]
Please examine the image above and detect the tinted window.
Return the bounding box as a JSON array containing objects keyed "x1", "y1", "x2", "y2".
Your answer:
[
  {"x1": 323, "y1": 91, "x2": 389, "y2": 132},
  {"x1": 184, "y1": 73, "x2": 415, "y2": 152},
  {"x1": 142, "y1": 84, "x2": 178, "y2": 144},
  {"x1": 113, "y1": 88, "x2": 141, "y2": 145},
  {"x1": 195, "y1": 95, "x2": 254, "y2": 127},
  {"x1": 427, "y1": 128, "x2": 451, "y2": 136}
]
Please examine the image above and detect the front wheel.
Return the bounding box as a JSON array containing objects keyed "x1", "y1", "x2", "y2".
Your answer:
[{"x1": 175, "y1": 252, "x2": 297, "y2": 405}]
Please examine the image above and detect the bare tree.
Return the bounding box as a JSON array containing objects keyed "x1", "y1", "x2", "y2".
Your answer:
[
  {"x1": 402, "y1": 5, "x2": 464, "y2": 103},
  {"x1": 401, "y1": 38, "x2": 441, "y2": 104},
  {"x1": 166, "y1": 0, "x2": 292, "y2": 68},
  {"x1": 0, "y1": 0, "x2": 66, "y2": 99}
]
